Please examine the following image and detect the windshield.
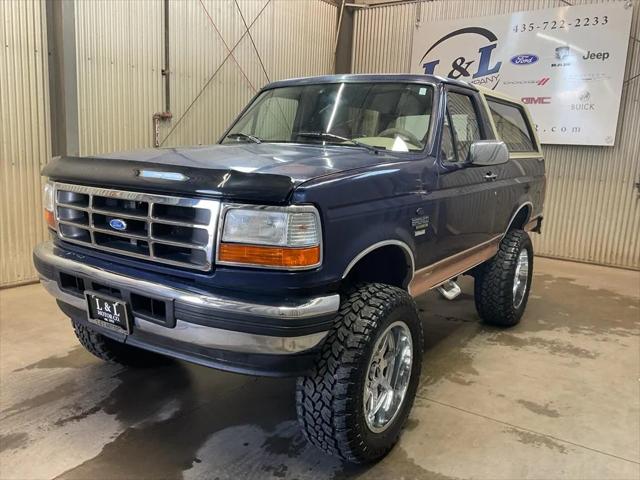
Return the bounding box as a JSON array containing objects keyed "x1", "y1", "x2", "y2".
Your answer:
[{"x1": 221, "y1": 82, "x2": 434, "y2": 152}]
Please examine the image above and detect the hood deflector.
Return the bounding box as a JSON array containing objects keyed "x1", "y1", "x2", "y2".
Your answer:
[{"x1": 43, "y1": 156, "x2": 295, "y2": 203}]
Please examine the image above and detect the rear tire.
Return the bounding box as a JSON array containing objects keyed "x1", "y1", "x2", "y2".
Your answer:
[
  {"x1": 296, "y1": 283, "x2": 423, "y2": 463},
  {"x1": 474, "y1": 229, "x2": 533, "y2": 327},
  {"x1": 72, "y1": 320, "x2": 169, "y2": 367}
]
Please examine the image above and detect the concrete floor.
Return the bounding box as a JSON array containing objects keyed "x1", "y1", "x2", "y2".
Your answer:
[{"x1": 1, "y1": 257, "x2": 638, "y2": 480}]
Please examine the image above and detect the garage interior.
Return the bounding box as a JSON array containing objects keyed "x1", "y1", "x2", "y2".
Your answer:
[{"x1": 1, "y1": 0, "x2": 639, "y2": 479}]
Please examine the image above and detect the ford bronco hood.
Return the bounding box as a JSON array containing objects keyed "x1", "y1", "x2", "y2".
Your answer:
[{"x1": 43, "y1": 143, "x2": 398, "y2": 203}]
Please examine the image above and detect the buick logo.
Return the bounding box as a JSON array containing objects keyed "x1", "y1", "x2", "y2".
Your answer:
[
  {"x1": 572, "y1": 91, "x2": 595, "y2": 111},
  {"x1": 510, "y1": 54, "x2": 538, "y2": 65},
  {"x1": 109, "y1": 218, "x2": 127, "y2": 231}
]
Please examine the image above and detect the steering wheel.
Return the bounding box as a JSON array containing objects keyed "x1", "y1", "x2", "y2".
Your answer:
[{"x1": 378, "y1": 127, "x2": 421, "y2": 147}]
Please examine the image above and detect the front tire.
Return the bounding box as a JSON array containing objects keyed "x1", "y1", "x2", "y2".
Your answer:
[
  {"x1": 72, "y1": 320, "x2": 169, "y2": 367},
  {"x1": 296, "y1": 283, "x2": 423, "y2": 463},
  {"x1": 474, "y1": 229, "x2": 533, "y2": 327}
]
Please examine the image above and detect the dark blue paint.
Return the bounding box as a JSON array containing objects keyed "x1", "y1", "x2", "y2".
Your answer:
[{"x1": 45, "y1": 75, "x2": 545, "y2": 300}]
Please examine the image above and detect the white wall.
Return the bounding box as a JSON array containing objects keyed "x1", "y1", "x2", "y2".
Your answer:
[{"x1": 352, "y1": 0, "x2": 639, "y2": 269}]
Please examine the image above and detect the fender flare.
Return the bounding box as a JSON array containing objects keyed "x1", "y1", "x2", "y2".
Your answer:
[
  {"x1": 341, "y1": 240, "x2": 415, "y2": 289},
  {"x1": 504, "y1": 201, "x2": 533, "y2": 236}
]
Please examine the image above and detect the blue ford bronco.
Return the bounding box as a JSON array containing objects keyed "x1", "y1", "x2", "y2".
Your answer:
[{"x1": 34, "y1": 74, "x2": 545, "y2": 463}]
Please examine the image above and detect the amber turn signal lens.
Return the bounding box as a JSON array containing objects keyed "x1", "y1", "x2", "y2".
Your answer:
[
  {"x1": 44, "y1": 209, "x2": 56, "y2": 229},
  {"x1": 218, "y1": 243, "x2": 320, "y2": 268}
]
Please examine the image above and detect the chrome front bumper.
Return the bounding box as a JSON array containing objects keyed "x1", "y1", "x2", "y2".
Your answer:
[{"x1": 34, "y1": 241, "x2": 339, "y2": 356}]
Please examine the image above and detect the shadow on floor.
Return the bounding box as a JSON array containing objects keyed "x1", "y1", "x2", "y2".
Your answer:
[{"x1": 48, "y1": 289, "x2": 475, "y2": 480}]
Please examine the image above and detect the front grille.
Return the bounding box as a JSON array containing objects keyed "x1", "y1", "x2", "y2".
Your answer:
[{"x1": 53, "y1": 182, "x2": 220, "y2": 271}]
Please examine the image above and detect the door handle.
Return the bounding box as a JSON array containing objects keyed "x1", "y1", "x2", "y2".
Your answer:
[{"x1": 484, "y1": 172, "x2": 498, "y2": 182}]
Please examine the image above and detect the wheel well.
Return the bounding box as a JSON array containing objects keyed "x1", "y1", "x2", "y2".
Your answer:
[
  {"x1": 508, "y1": 205, "x2": 531, "y2": 231},
  {"x1": 343, "y1": 245, "x2": 412, "y2": 290}
]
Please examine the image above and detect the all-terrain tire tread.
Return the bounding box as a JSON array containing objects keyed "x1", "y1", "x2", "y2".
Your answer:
[
  {"x1": 474, "y1": 229, "x2": 532, "y2": 327},
  {"x1": 72, "y1": 320, "x2": 165, "y2": 366},
  {"x1": 295, "y1": 283, "x2": 422, "y2": 463}
]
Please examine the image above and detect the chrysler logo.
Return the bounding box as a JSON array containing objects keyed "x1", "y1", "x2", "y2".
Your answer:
[{"x1": 109, "y1": 218, "x2": 127, "y2": 231}]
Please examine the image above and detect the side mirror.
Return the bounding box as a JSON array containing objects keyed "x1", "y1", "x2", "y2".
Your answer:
[{"x1": 469, "y1": 140, "x2": 509, "y2": 166}]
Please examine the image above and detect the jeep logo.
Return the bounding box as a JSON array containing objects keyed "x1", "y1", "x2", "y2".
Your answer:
[
  {"x1": 582, "y1": 50, "x2": 610, "y2": 61},
  {"x1": 521, "y1": 96, "x2": 551, "y2": 105}
]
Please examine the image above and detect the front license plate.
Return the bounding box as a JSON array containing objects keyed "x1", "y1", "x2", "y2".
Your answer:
[{"x1": 85, "y1": 292, "x2": 131, "y2": 334}]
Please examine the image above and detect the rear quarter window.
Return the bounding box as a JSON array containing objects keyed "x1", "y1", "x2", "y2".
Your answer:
[{"x1": 486, "y1": 98, "x2": 537, "y2": 153}]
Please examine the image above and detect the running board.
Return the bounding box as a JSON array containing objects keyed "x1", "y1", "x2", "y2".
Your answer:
[{"x1": 437, "y1": 280, "x2": 462, "y2": 301}]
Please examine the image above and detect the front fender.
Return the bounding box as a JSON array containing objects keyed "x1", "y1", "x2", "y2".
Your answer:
[{"x1": 292, "y1": 162, "x2": 433, "y2": 284}]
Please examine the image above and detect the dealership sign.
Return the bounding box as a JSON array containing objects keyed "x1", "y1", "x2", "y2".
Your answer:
[{"x1": 410, "y1": 2, "x2": 633, "y2": 146}]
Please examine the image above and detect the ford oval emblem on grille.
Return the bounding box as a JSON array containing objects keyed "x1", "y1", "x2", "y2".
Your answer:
[{"x1": 109, "y1": 218, "x2": 127, "y2": 231}]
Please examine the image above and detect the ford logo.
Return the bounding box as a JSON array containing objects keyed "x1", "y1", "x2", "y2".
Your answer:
[
  {"x1": 109, "y1": 218, "x2": 127, "y2": 231},
  {"x1": 510, "y1": 54, "x2": 539, "y2": 65}
]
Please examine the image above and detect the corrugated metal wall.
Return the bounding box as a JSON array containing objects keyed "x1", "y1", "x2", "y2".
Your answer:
[
  {"x1": 353, "y1": 0, "x2": 640, "y2": 269},
  {"x1": 75, "y1": 0, "x2": 165, "y2": 156},
  {"x1": 1, "y1": 0, "x2": 336, "y2": 287},
  {"x1": 0, "y1": 0, "x2": 51, "y2": 287},
  {"x1": 74, "y1": 0, "x2": 337, "y2": 154},
  {"x1": 4, "y1": 0, "x2": 635, "y2": 287},
  {"x1": 160, "y1": 0, "x2": 337, "y2": 147}
]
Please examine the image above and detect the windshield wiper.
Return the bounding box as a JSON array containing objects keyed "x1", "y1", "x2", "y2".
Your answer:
[
  {"x1": 296, "y1": 132, "x2": 382, "y2": 154},
  {"x1": 226, "y1": 132, "x2": 262, "y2": 144}
]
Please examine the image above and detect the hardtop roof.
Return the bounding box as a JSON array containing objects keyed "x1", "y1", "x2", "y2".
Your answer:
[
  {"x1": 262, "y1": 73, "x2": 523, "y2": 107},
  {"x1": 263, "y1": 73, "x2": 477, "y2": 90}
]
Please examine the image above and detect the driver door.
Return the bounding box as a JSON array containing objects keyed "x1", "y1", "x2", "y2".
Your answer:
[{"x1": 431, "y1": 87, "x2": 499, "y2": 262}]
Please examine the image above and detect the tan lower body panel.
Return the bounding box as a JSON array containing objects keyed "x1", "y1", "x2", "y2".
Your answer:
[{"x1": 408, "y1": 235, "x2": 502, "y2": 297}]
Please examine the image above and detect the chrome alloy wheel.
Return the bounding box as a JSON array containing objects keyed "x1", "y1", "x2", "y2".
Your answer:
[
  {"x1": 363, "y1": 321, "x2": 413, "y2": 433},
  {"x1": 513, "y1": 248, "x2": 529, "y2": 309}
]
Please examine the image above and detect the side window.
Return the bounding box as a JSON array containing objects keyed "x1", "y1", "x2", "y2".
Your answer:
[
  {"x1": 446, "y1": 92, "x2": 482, "y2": 162},
  {"x1": 440, "y1": 112, "x2": 457, "y2": 163},
  {"x1": 486, "y1": 99, "x2": 536, "y2": 152}
]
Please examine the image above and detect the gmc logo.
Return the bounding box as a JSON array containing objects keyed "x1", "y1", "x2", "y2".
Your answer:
[{"x1": 521, "y1": 96, "x2": 551, "y2": 105}]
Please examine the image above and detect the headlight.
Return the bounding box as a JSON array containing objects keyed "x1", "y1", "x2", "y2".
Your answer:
[
  {"x1": 218, "y1": 205, "x2": 321, "y2": 269},
  {"x1": 43, "y1": 181, "x2": 56, "y2": 229}
]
